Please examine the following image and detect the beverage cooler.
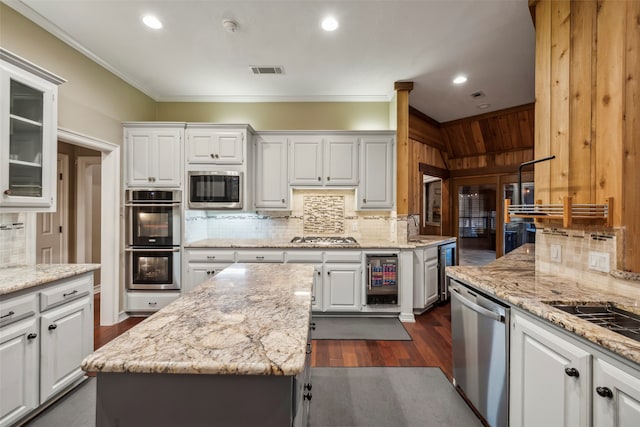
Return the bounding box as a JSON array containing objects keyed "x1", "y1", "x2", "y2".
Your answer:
[{"x1": 365, "y1": 254, "x2": 398, "y2": 306}]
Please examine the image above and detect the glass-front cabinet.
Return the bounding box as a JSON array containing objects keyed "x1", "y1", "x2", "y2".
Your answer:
[{"x1": 1, "y1": 48, "x2": 64, "y2": 211}]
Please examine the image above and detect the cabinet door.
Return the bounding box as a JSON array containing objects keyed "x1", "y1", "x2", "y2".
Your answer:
[
  {"x1": 0, "y1": 317, "x2": 39, "y2": 426},
  {"x1": 323, "y1": 263, "x2": 362, "y2": 312},
  {"x1": 185, "y1": 262, "x2": 232, "y2": 294},
  {"x1": 255, "y1": 136, "x2": 289, "y2": 209},
  {"x1": 1, "y1": 65, "x2": 57, "y2": 210},
  {"x1": 186, "y1": 130, "x2": 243, "y2": 164},
  {"x1": 151, "y1": 129, "x2": 182, "y2": 187},
  {"x1": 593, "y1": 358, "x2": 640, "y2": 427},
  {"x1": 424, "y1": 257, "x2": 439, "y2": 307},
  {"x1": 40, "y1": 297, "x2": 92, "y2": 403},
  {"x1": 358, "y1": 137, "x2": 394, "y2": 209},
  {"x1": 186, "y1": 129, "x2": 216, "y2": 164},
  {"x1": 324, "y1": 137, "x2": 358, "y2": 185},
  {"x1": 312, "y1": 265, "x2": 323, "y2": 312},
  {"x1": 290, "y1": 136, "x2": 323, "y2": 186},
  {"x1": 126, "y1": 130, "x2": 154, "y2": 186},
  {"x1": 215, "y1": 132, "x2": 244, "y2": 164},
  {"x1": 510, "y1": 311, "x2": 591, "y2": 427}
]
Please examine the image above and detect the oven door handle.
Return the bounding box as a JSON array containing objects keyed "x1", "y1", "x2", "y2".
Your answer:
[
  {"x1": 125, "y1": 248, "x2": 180, "y2": 252},
  {"x1": 125, "y1": 203, "x2": 181, "y2": 207},
  {"x1": 451, "y1": 287, "x2": 505, "y2": 323}
]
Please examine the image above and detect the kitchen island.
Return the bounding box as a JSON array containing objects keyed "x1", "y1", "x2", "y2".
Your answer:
[{"x1": 82, "y1": 263, "x2": 315, "y2": 427}]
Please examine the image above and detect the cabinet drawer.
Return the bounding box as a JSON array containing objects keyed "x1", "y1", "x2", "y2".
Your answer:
[
  {"x1": 286, "y1": 251, "x2": 323, "y2": 263},
  {"x1": 126, "y1": 292, "x2": 180, "y2": 312},
  {"x1": 324, "y1": 251, "x2": 362, "y2": 263},
  {"x1": 40, "y1": 275, "x2": 92, "y2": 312},
  {"x1": 236, "y1": 251, "x2": 285, "y2": 263},
  {"x1": 424, "y1": 247, "x2": 438, "y2": 260},
  {"x1": 186, "y1": 249, "x2": 236, "y2": 263},
  {"x1": 0, "y1": 293, "x2": 37, "y2": 328}
]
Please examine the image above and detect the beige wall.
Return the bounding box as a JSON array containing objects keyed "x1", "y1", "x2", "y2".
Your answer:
[
  {"x1": 0, "y1": 4, "x2": 156, "y2": 145},
  {"x1": 155, "y1": 102, "x2": 391, "y2": 130}
]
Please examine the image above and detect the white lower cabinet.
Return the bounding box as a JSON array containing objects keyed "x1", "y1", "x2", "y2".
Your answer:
[
  {"x1": 323, "y1": 263, "x2": 362, "y2": 312},
  {"x1": 126, "y1": 292, "x2": 180, "y2": 313},
  {"x1": 0, "y1": 317, "x2": 39, "y2": 426},
  {"x1": 184, "y1": 263, "x2": 232, "y2": 294},
  {"x1": 511, "y1": 308, "x2": 640, "y2": 427},
  {"x1": 413, "y1": 247, "x2": 439, "y2": 311},
  {"x1": 593, "y1": 357, "x2": 640, "y2": 427},
  {"x1": 40, "y1": 297, "x2": 92, "y2": 403}
]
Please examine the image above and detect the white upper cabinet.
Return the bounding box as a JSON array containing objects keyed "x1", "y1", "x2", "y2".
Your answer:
[
  {"x1": 0, "y1": 48, "x2": 65, "y2": 212},
  {"x1": 186, "y1": 127, "x2": 244, "y2": 165},
  {"x1": 358, "y1": 136, "x2": 394, "y2": 210},
  {"x1": 289, "y1": 136, "x2": 323, "y2": 185},
  {"x1": 289, "y1": 135, "x2": 359, "y2": 186},
  {"x1": 125, "y1": 125, "x2": 183, "y2": 188},
  {"x1": 255, "y1": 135, "x2": 289, "y2": 209}
]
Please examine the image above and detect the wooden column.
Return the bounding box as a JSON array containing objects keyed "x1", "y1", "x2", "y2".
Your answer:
[{"x1": 395, "y1": 81, "x2": 413, "y2": 215}]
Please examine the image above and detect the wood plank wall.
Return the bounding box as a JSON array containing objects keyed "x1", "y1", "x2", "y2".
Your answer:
[{"x1": 533, "y1": 0, "x2": 640, "y2": 272}]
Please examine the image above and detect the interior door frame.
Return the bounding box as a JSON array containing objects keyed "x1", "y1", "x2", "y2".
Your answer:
[
  {"x1": 58, "y1": 128, "x2": 120, "y2": 326},
  {"x1": 76, "y1": 156, "x2": 101, "y2": 264}
]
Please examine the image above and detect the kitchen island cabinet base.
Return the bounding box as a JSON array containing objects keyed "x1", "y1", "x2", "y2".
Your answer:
[{"x1": 95, "y1": 372, "x2": 306, "y2": 427}]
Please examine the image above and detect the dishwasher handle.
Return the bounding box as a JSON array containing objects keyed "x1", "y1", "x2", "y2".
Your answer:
[{"x1": 451, "y1": 287, "x2": 505, "y2": 323}]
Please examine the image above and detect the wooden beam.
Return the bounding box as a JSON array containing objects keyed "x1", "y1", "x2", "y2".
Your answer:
[
  {"x1": 439, "y1": 103, "x2": 535, "y2": 127},
  {"x1": 395, "y1": 81, "x2": 413, "y2": 215},
  {"x1": 419, "y1": 163, "x2": 450, "y2": 179},
  {"x1": 450, "y1": 164, "x2": 534, "y2": 179}
]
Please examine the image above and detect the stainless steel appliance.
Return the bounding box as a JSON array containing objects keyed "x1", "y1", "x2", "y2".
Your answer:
[
  {"x1": 126, "y1": 190, "x2": 181, "y2": 246},
  {"x1": 438, "y1": 242, "x2": 457, "y2": 302},
  {"x1": 450, "y1": 279, "x2": 509, "y2": 427},
  {"x1": 126, "y1": 247, "x2": 180, "y2": 290},
  {"x1": 187, "y1": 171, "x2": 242, "y2": 209},
  {"x1": 125, "y1": 189, "x2": 181, "y2": 290}
]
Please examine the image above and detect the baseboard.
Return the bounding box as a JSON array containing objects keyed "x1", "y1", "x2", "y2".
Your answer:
[{"x1": 118, "y1": 311, "x2": 129, "y2": 323}]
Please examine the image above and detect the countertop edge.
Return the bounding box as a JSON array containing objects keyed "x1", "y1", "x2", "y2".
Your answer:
[{"x1": 0, "y1": 264, "x2": 100, "y2": 296}]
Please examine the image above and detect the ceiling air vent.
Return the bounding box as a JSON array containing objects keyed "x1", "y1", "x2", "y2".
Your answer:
[
  {"x1": 250, "y1": 65, "x2": 285, "y2": 75},
  {"x1": 470, "y1": 91, "x2": 485, "y2": 98}
]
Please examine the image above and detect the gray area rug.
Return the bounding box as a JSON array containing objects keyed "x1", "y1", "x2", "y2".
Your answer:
[
  {"x1": 312, "y1": 317, "x2": 411, "y2": 340},
  {"x1": 309, "y1": 367, "x2": 481, "y2": 427},
  {"x1": 25, "y1": 368, "x2": 480, "y2": 427}
]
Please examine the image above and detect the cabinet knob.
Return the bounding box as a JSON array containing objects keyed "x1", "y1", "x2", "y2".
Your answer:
[
  {"x1": 281, "y1": 199, "x2": 285, "y2": 203},
  {"x1": 4, "y1": 189, "x2": 12, "y2": 195},
  {"x1": 304, "y1": 383, "x2": 312, "y2": 391},
  {"x1": 303, "y1": 392, "x2": 312, "y2": 401},
  {"x1": 564, "y1": 367, "x2": 580, "y2": 378},
  {"x1": 27, "y1": 333, "x2": 38, "y2": 340},
  {"x1": 317, "y1": 177, "x2": 321, "y2": 181},
  {"x1": 210, "y1": 153, "x2": 214, "y2": 158},
  {"x1": 363, "y1": 198, "x2": 366, "y2": 203},
  {"x1": 310, "y1": 322, "x2": 316, "y2": 330},
  {"x1": 596, "y1": 386, "x2": 613, "y2": 399},
  {"x1": 317, "y1": 271, "x2": 321, "y2": 276},
  {"x1": 327, "y1": 177, "x2": 331, "y2": 181},
  {"x1": 327, "y1": 271, "x2": 331, "y2": 276},
  {"x1": 206, "y1": 271, "x2": 212, "y2": 275},
  {"x1": 148, "y1": 177, "x2": 152, "y2": 182},
  {"x1": 48, "y1": 324, "x2": 57, "y2": 331}
]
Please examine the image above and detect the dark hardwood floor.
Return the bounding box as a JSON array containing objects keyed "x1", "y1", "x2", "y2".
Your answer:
[{"x1": 94, "y1": 294, "x2": 453, "y2": 380}]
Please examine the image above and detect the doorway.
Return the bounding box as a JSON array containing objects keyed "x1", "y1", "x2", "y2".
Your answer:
[
  {"x1": 455, "y1": 181, "x2": 498, "y2": 266},
  {"x1": 423, "y1": 175, "x2": 442, "y2": 235},
  {"x1": 36, "y1": 154, "x2": 69, "y2": 263}
]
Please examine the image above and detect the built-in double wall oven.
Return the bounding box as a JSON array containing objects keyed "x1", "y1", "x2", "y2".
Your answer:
[{"x1": 125, "y1": 190, "x2": 181, "y2": 290}]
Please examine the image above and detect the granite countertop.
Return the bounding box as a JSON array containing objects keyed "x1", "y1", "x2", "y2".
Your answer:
[
  {"x1": 185, "y1": 235, "x2": 456, "y2": 249},
  {"x1": 0, "y1": 264, "x2": 101, "y2": 296},
  {"x1": 447, "y1": 245, "x2": 640, "y2": 365},
  {"x1": 82, "y1": 263, "x2": 314, "y2": 376}
]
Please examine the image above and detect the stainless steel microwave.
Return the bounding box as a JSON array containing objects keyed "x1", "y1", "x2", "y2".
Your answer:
[{"x1": 187, "y1": 171, "x2": 243, "y2": 209}]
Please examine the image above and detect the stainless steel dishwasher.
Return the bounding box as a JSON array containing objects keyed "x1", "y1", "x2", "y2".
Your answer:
[{"x1": 450, "y1": 279, "x2": 509, "y2": 427}]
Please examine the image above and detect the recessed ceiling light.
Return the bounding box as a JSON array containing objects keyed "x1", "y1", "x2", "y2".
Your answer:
[
  {"x1": 478, "y1": 103, "x2": 491, "y2": 109},
  {"x1": 453, "y1": 75, "x2": 467, "y2": 85},
  {"x1": 142, "y1": 15, "x2": 163, "y2": 30},
  {"x1": 321, "y1": 16, "x2": 339, "y2": 31}
]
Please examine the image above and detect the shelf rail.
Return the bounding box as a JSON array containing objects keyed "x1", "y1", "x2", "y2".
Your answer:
[{"x1": 505, "y1": 196, "x2": 613, "y2": 228}]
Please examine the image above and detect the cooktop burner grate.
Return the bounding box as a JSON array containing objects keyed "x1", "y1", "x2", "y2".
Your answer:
[
  {"x1": 290, "y1": 236, "x2": 358, "y2": 245},
  {"x1": 552, "y1": 304, "x2": 640, "y2": 342}
]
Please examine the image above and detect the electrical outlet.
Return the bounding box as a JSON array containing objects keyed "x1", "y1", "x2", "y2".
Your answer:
[
  {"x1": 550, "y1": 244, "x2": 562, "y2": 263},
  {"x1": 589, "y1": 251, "x2": 610, "y2": 273}
]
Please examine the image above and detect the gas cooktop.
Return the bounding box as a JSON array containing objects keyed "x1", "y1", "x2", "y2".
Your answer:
[{"x1": 290, "y1": 236, "x2": 358, "y2": 245}]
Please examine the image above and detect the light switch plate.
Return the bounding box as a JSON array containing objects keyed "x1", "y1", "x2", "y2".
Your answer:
[
  {"x1": 550, "y1": 244, "x2": 562, "y2": 263},
  {"x1": 589, "y1": 251, "x2": 610, "y2": 273}
]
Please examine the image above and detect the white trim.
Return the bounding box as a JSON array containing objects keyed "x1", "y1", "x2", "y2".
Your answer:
[
  {"x1": 59, "y1": 153, "x2": 69, "y2": 263},
  {"x1": 155, "y1": 93, "x2": 396, "y2": 103},
  {"x1": 76, "y1": 157, "x2": 101, "y2": 264},
  {"x1": 24, "y1": 213, "x2": 36, "y2": 265},
  {"x1": 0, "y1": 46, "x2": 65, "y2": 85},
  {"x1": 57, "y1": 128, "x2": 120, "y2": 326},
  {"x1": 118, "y1": 311, "x2": 129, "y2": 323}
]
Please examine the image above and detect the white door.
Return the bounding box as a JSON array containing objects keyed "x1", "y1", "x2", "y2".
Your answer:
[
  {"x1": 510, "y1": 311, "x2": 591, "y2": 427},
  {"x1": 324, "y1": 137, "x2": 358, "y2": 185},
  {"x1": 255, "y1": 136, "x2": 289, "y2": 209},
  {"x1": 593, "y1": 358, "x2": 640, "y2": 427},
  {"x1": 290, "y1": 137, "x2": 323, "y2": 185},
  {"x1": 324, "y1": 264, "x2": 361, "y2": 311},
  {"x1": 36, "y1": 154, "x2": 68, "y2": 263}
]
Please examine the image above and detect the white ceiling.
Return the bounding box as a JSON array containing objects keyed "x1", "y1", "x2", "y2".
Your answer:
[{"x1": 9, "y1": 0, "x2": 535, "y2": 123}]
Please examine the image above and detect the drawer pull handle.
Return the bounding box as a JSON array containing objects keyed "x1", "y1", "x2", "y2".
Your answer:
[
  {"x1": 256, "y1": 256, "x2": 265, "y2": 260},
  {"x1": 27, "y1": 333, "x2": 37, "y2": 340},
  {"x1": 565, "y1": 367, "x2": 580, "y2": 378},
  {"x1": 596, "y1": 386, "x2": 613, "y2": 399},
  {"x1": 48, "y1": 324, "x2": 57, "y2": 331},
  {"x1": 206, "y1": 256, "x2": 216, "y2": 259},
  {"x1": 63, "y1": 290, "x2": 78, "y2": 297},
  {"x1": 0, "y1": 311, "x2": 15, "y2": 319},
  {"x1": 148, "y1": 302, "x2": 158, "y2": 306}
]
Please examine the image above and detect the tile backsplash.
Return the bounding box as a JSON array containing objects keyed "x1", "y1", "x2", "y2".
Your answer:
[{"x1": 0, "y1": 213, "x2": 26, "y2": 268}]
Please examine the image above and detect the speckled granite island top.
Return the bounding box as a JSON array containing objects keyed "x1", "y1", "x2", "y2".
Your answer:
[
  {"x1": 0, "y1": 264, "x2": 100, "y2": 296},
  {"x1": 82, "y1": 263, "x2": 314, "y2": 376},
  {"x1": 185, "y1": 235, "x2": 456, "y2": 249},
  {"x1": 447, "y1": 245, "x2": 640, "y2": 365}
]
